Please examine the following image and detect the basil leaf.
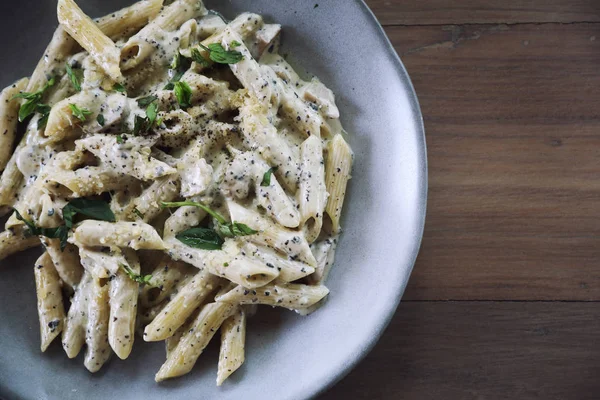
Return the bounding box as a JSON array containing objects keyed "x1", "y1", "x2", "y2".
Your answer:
[
  {"x1": 116, "y1": 134, "x2": 124, "y2": 144},
  {"x1": 113, "y1": 83, "x2": 126, "y2": 92},
  {"x1": 133, "y1": 208, "x2": 144, "y2": 219},
  {"x1": 65, "y1": 63, "x2": 81, "y2": 92},
  {"x1": 173, "y1": 81, "x2": 192, "y2": 108},
  {"x1": 176, "y1": 227, "x2": 224, "y2": 250},
  {"x1": 62, "y1": 198, "x2": 116, "y2": 229},
  {"x1": 190, "y1": 48, "x2": 210, "y2": 67},
  {"x1": 97, "y1": 113, "x2": 105, "y2": 126},
  {"x1": 230, "y1": 40, "x2": 242, "y2": 48},
  {"x1": 218, "y1": 222, "x2": 257, "y2": 238},
  {"x1": 199, "y1": 43, "x2": 244, "y2": 65},
  {"x1": 137, "y1": 95, "x2": 158, "y2": 108},
  {"x1": 170, "y1": 52, "x2": 181, "y2": 70},
  {"x1": 260, "y1": 166, "x2": 278, "y2": 187},
  {"x1": 146, "y1": 101, "x2": 158, "y2": 126},
  {"x1": 69, "y1": 104, "x2": 92, "y2": 122},
  {"x1": 36, "y1": 104, "x2": 52, "y2": 130},
  {"x1": 18, "y1": 97, "x2": 41, "y2": 122},
  {"x1": 120, "y1": 263, "x2": 154, "y2": 286}
]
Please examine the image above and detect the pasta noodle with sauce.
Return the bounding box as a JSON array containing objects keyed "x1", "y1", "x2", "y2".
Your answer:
[{"x1": 0, "y1": 0, "x2": 353, "y2": 384}]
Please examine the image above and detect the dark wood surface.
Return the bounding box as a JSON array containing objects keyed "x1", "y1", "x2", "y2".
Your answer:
[{"x1": 322, "y1": 1, "x2": 600, "y2": 398}]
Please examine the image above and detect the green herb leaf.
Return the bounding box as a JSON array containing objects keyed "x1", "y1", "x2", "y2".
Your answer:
[
  {"x1": 199, "y1": 43, "x2": 244, "y2": 65},
  {"x1": 173, "y1": 81, "x2": 192, "y2": 108},
  {"x1": 146, "y1": 101, "x2": 158, "y2": 126},
  {"x1": 36, "y1": 104, "x2": 52, "y2": 130},
  {"x1": 218, "y1": 222, "x2": 258, "y2": 238},
  {"x1": 176, "y1": 227, "x2": 224, "y2": 250},
  {"x1": 230, "y1": 40, "x2": 242, "y2": 48},
  {"x1": 116, "y1": 134, "x2": 124, "y2": 144},
  {"x1": 170, "y1": 52, "x2": 181, "y2": 70},
  {"x1": 133, "y1": 208, "x2": 144, "y2": 219},
  {"x1": 62, "y1": 198, "x2": 116, "y2": 229},
  {"x1": 190, "y1": 48, "x2": 210, "y2": 67},
  {"x1": 12, "y1": 209, "x2": 69, "y2": 251},
  {"x1": 113, "y1": 83, "x2": 126, "y2": 92},
  {"x1": 97, "y1": 113, "x2": 105, "y2": 126},
  {"x1": 12, "y1": 77, "x2": 55, "y2": 124},
  {"x1": 69, "y1": 104, "x2": 92, "y2": 122},
  {"x1": 164, "y1": 54, "x2": 191, "y2": 90},
  {"x1": 137, "y1": 95, "x2": 158, "y2": 108},
  {"x1": 65, "y1": 63, "x2": 81, "y2": 92},
  {"x1": 260, "y1": 166, "x2": 278, "y2": 187},
  {"x1": 120, "y1": 263, "x2": 154, "y2": 285}
]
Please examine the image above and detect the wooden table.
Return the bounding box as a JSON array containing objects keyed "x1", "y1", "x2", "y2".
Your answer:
[{"x1": 322, "y1": 1, "x2": 600, "y2": 398}]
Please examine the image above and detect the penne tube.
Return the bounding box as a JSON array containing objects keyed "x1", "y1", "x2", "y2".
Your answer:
[
  {"x1": 0, "y1": 78, "x2": 29, "y2": 171},
  {"x1": 73, "y1": 220, "x2": 166, "y2": 250},
  {"x1": 84, "y1": 276, "x2": 111, "y2": 372},
  {"x1": 0, "y1": 227, "x2": 40, "y2": 262},
  {"x1": 57, "y1": 0, "x2": 124, "y2": 82},
  {"x1": 298, "y1": 135, "x2": 328, "y2": 243},
  {"x1": 217, "y1": 307, "x2": 246, "y2": 386},
  {"x1": 41, "y1": 238, "x2": 83, "y2": 289},
  {"x1": 143, "y1": 269, "x2": 220, "y2": 341},
  {"x1": 96, "y1": 0, "x2": 164, "y2": 40},
  {"x1": 216, "y1": 283, "x2": 330, "y2": 311},
  {"x1": 34, "y1": 252, "x2": 67, "y2": 352},
  {"x1": 120, "y1": 0, "x2": 207, "y2": 70},
  {"x1": 163, "y1": 205, "x2": 207, "y2": 239},
  {"x1": 240, "y1": 243, "x2": 314, "y2": 283},
  {"x1": 108, "y1": 249, "x2": 139, "y2": 359},
  {"x1": 324, "y1": 134, "x2": 353, "y2": 232},
  {"x1": 155, "y1": 301, "x2": 236, "y2": 381},
  {"x1": 139, "y1": 257, "x2": 196, "y2": 308},
  {"x1": 227, "y1": 200, "x2": 317, "y2": 267},
  {"x1": 62, "y1": 271, "x2": 92, "y2": 358}
]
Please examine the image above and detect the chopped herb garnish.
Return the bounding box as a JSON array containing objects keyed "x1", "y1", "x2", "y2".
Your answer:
[
  {"x1": 176, "y1": 227, "x2": 224, "y2": 250},
  {"x1": 97, "y1": 113, "x2": 105, "y2": 126},
  {"x1": 260, "y1": 166, "x2": 278, "y2": 187},
  {"x1": 116, "y1": 134, "x2": 124, "y2": 144},
  {"x1": 120, "y1": 263, "x2": 154, "y2": 285},
  {"x1": 65, "y1": 63, "x2": 81, "y2": 92},
  {"x1": 164, "y1": 54, "x2": 191, "y2": 90},
  {"x1": 133, "y1": 208, "x2": 144, "y2": 219},
  {"x1": 69, "y1": 104, "x2": 92, "y2": 122},
  {"x1": 12, "y1": 77, "x2": 55, "y2": 122},
  {"x1": 170, "y1": 52, "x2": 181, "y2": 70},
  {"x1": 137, "y1": 95, "x2": 158, "y2": 108},
  {"x1": 161, "y1": 201, "x2": 258, "y2": 246},
  {"x1": 190, "y1": 48, "x2": 210, "y2": 67},
  {"x1": 198, "y1": 43, "x2": 244, "y2": 64},
  {"x1": 12, "y1": 208, "x2": 69, "y2": 251},
  {"x1": 113, "y1": 83, "x2": 126, "y2": 92},
  {"x1": 230, "y1": 40, "x2": 242, "y2": 48},
  {"x1": 36, "y1": 104, "x2": 52, "y2": 130},
  {"x1": 133, "y1": 96, "x2": 158, "y2": 136},
  {"x1": 173, "y1": 81, "x2": 192, "y2": 108}
]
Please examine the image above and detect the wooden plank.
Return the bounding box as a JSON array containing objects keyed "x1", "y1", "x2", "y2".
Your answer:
[
  {"x1": 322, "y1": 301, "x2": 600, "y2": 399},
  {"x1": 381, "y1": 23, "x2": 600, "y2": 300},
  {"x1": 365, "y1": 0, "x2": 600, "y2": 25}
]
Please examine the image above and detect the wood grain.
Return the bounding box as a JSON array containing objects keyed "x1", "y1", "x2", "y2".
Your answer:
[
  {"x1": 365, "y1": 0, "x2": 600, "y2": 25},
  {"x1": 382, "y1": 23, "x2": 600, "y2": 300},
  {"x1": 322, "y1": 301, "x2": 600, "y2": 399}
]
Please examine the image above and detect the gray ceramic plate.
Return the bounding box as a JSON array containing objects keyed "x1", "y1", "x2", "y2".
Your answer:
[{"x1": 0, "y1": 1, "x2": 427, "y2": 399}]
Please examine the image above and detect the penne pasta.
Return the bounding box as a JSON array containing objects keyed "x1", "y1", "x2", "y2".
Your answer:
[
  {"x1": 143, "y1": 269, "x2": 220, "y2": 341},
  {"x1": 57, "y1": 0, "x2": 123, "y2": 82},
  {"x1": 84, "y1": 276, "x2": 111, "y2": 372},
  {"x1": 216, "y1": 283, "x2": 330, "y2": 311},
  {"x1": 324, "y1": 134, "x2": 353, "y2": 232},
  {"x1": 0, "y1": 78, "x2": 29, "y2": 171},
  {"x1": 73, "y1": 220, "x2": 166, "y2": 250},
  {"x1": 155, "y1": 301, "x2": 236, "y2": 381},
  {"x1": 217, "y1": 307, "x2": 246, "y2": 386},
  {"x1": 298, "y1": 135, "x2": 328, "y2": 243},
  {"x1": 34, "y1": 252, "x2": 67, "y2": 352}
]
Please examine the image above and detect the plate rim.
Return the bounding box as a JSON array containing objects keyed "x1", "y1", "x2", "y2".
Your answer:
[{"x1": 307, "y1": 1, "x2": 428, "y2": 398}]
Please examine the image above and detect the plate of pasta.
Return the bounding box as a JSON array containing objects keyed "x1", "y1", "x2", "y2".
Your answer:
[{"x1": 0, "y1": 0, "x2": 426, "y2": 399}]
